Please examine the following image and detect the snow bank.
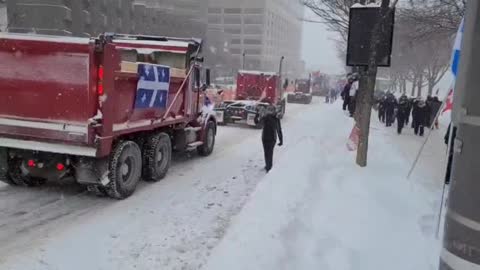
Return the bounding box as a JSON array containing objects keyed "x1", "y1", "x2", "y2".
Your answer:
[{"x1": 204, "y1": 107, "x2": 440, "y2": 270}]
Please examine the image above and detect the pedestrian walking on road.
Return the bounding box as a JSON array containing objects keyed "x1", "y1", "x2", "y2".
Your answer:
[
  {"x1": 412, "y1": 99, "x2": 429, "y2": 136},
  {"x1": 262, "y1": 105, "x2": 283, "y2": 173},
  {"x1": 378, "y1": 96, "x2": 386, "y2": 123},
  {"x1": 396, "y1": 95, "x2": 409, "y2": 134},
  {"x1": 405, "y1": 97, "x2": 413, "y2": 126},
  {"x1": 384, "y1": 93, "x2": 397, "y2": 127}
]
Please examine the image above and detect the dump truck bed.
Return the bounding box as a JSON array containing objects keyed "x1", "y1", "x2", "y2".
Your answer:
[{"x1": 0, "y1": 34, "x2": 96, "y2": 148}]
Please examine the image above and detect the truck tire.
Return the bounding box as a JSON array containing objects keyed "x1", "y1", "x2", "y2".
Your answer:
[
  {"x1": 143, "y1": 133, "x2": 172, "y2": 182},
  {"x1": 0, "y1": 150, "x2": 16, "y2": 186},
  {"x1": 0, "y1": 165, "x2": 16, "y2": 186},
  {"x1": 9, "y1": 169, "x2": 46, "y2": 187},
  {"x1": 105, "y1": 141, "x2": 142, "y2": 200},
  {"x1": 1, "y1": 158, "x2": 46, "y2": 187},
  {"x1": 198, "y1": 121, "x2": 216, "y2": 156}
]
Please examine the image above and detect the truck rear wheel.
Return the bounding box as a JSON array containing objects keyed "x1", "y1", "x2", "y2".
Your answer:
[
  {"x1": 0, "y1": 158, "x2": 46, "y2": 187},
  {"x1": 105, "y1": 141, "x2": 142, "y2": 200},
  {"x1": 143, "y1": 133, "x2": 172, "y2": 182},
  {"x1": 198, "y1": 121, "x2": 216, "y2": 156}
]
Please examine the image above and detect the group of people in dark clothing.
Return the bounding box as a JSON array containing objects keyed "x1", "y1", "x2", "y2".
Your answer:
[{"x1": 377, "y1": 94, "x2": 443, "y2": 136}]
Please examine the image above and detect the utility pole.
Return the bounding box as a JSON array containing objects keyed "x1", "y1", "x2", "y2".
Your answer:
[
  {"x1": 242, "y1": 52, "x2": 246, "y2": 70},
  {"x1": 278, "y1": 56, "x2": 285, "y2": 92},
  {"x1": 440, "y1": 1, "x2": 480, "y2": 269},
  {"x1": 355, "y1": 0, "x2": 391, "y2": 167}
]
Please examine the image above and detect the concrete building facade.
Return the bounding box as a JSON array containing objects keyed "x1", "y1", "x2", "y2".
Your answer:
[{"x1": 207, "y1": 0, "x2": 304, "y2": 77}]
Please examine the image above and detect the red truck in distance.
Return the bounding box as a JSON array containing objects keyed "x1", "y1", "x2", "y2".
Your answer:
[
  {"x1": 287, "y1": 77, "x2": 313, "y2": 104},
  {"x1": 214, "y1": 70, "x2": 286, "y2": 128},
  {"x1": 311, "y1": 71, "x2": 330, "y2": 97},
  {"x1": 0, "y1": 33, "x2": 217, "y2": 199}
]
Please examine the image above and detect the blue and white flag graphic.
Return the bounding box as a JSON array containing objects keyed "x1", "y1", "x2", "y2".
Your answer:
[
  {"x1": 135, "y1": 64, "x2": 170, "y2": 109},
  {"x1": 451, "y1": 17, "x2": 465, "y2": 78}
]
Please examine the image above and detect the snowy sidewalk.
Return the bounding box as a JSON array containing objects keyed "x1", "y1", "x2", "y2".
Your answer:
[{"x1": 204, "y1": 106, "x2": 442, "y2": 270}]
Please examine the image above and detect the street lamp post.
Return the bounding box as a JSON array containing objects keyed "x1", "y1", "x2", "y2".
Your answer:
[
  {"x1": 440, "y1": 1, "x2": 480, "y2": 269},
  {"x1": 279, "y1": 56, "x2": 285, "y2": 91},
  {"x1": 242, "y1": 52, "x2": 246, "y2": 70}
]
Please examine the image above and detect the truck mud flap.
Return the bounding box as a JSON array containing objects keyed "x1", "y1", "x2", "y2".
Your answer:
[{"x1": 75, "y1": 158, "x2": 109, "y2": 186}]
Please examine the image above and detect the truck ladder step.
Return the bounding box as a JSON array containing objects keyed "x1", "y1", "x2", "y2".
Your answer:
[
  {"x1": 186, "y1": 141, "x2": 203, "y2": 151},
  {"x1": 185, "y1": 127, "x2": 202, "y2": 132}
]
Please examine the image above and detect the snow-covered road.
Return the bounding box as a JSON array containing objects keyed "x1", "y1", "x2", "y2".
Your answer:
[
  {"x1": 0, "y1": 100, "x2": 312, "y2": 270},
  {"x1": 0, "y1": 98, "x2": 445, "y2": 270}
]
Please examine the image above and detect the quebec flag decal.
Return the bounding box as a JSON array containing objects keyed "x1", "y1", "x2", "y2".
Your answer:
[{"x1": 135, "y1": 64, "x2": 170, "y2": 109}]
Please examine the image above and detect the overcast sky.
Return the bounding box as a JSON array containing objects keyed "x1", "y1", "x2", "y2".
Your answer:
[{"x1": 301, "y1": 9, "x2": 345, "y2": 75}]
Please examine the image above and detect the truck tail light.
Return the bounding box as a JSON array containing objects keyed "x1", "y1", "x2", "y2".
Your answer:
[
  {"x1": 27, "y1": 159, "x2": 36, "y2": 167},
  {"x1": 56, "y1": 163, "x2": 65, "y2": 171},
  {"x1": 98, "y1": 65, "x2": 104, "y2": 96}
]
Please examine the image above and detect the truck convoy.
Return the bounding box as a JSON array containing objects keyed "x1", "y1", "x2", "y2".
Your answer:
[
  {"x1": 0, "y1": 33, "x2": 216, "y2": 199},
  {"x1": 287, "y1": 77, "x2": 312, "y2": 104},
  {"x1": 214, "y1": 70, "x2": 286, "y2": 128}
]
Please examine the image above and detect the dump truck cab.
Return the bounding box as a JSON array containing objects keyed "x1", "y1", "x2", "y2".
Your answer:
[
  {"x1": 214, "y1": 70, "x2": 286, "y2": 128},
  {"x1": 287, "y1": 78, "x2": 313, "y2": 104}
]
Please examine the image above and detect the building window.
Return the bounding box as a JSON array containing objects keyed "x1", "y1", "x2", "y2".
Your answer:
[
  {"x1": 208, "y1": 15, "x2": 221, "y2": 24},
  {"x1": 224, "y1": 27, "x2": 242, "y2": 34},
  {"x1": 244, "y1": 15, "x2": 263, "y2": 25},
  {"x1": 224, "y1": 8, "x2": 242, "y2": 14},
  {"x1": 244, "y1": 8, "x2": 264, "y2": 14},
  {"x1": 231, "y1": 39, "x2": 241, "y2": 45},
  {"x1": 230, "y1": 48, "x2": 242, "y2": 55},
  {"x1": 224, "y1": 16, "x2": 242, "y2": 24},
  {"x1": 244, "y1": 38, "x2": 262, "y2": 45},
  {"x1": 208, "y1": 8, "x2": 222, "y2": 14},
  {"x1": 245, "y1": 48, "x2": 262, "y2": 55},
  {"x1": 244, "y1": 25, "x2": 263, "y2": 35}
]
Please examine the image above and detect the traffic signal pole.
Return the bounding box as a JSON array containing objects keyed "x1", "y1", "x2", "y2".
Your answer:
[{"x1": 440, "y1": 1, "x2": 480, "y2": 269}]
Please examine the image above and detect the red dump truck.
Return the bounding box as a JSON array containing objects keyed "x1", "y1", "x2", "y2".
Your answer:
[
  {"x1": 0, "y1": 33, "x2": 217, "y2": 199},
  {"x1": 311, "y1": 71, "x2": 330, "y2": 96},
  {"x1": 214, "y1": 70, "x2": 286, "y2": 128},
  {"x1": 287, "y1": 77, "x2": 312, "y2": 104}
]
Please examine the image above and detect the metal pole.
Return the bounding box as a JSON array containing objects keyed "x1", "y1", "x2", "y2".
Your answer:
[
  {"x1": 279, "y1": 56, "x2": 285, "y2": 93},
  {"x1": 242, "y1": 52, "x2": 246, "y2": 70},
  {"x1": 440, "y1": 1, "x2": 480, "y2": 269}
]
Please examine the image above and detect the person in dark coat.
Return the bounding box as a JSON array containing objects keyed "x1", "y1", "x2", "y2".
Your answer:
[
  {"x1": 384, "y1": 93, "x2": 397, "y2": 127},
  {"x1": 378, "y1": 96, "x2": 386, "y2": 123},
  {"x1": 396, "y1": 95, "x2": 409, "y2": 134},
  {"x1": 444, "y1": 124, "x2": 457, "y2": 185},
  {"x1": 412, "y1": 99, "x2": 429, "y2": 136},
  {"x1": 411, "y1": 97, "x2": 421, "y2": 128},
  {"x1": 262, "y1": 105, "x2": 283, "y2": 172},
  {"x1": 341, "y1": 79, "x2": 353, "y2": 111},
  {"x1": 405, "y1": 97, "x2": 413, "y2": 126},
  {"x1": 427, "y1": 96, "x2": 442, "y2": 129}
]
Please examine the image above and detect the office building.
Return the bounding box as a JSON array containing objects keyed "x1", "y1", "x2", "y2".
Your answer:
[{"x1": 207, "y1": 0, "x2": 304, "y2": 77}]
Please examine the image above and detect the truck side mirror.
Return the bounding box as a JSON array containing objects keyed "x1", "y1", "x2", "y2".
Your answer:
[
  {"x1": 206, "y1": 69, "x2": 211, "y2": 86},
  {"x1": 194, "y1": 68, "x2": 200, "y2": 88}
]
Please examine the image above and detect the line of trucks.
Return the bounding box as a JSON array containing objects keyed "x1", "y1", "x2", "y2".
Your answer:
[{"x1": 0, "y1": 32, "x2": 315, "y2": 199}]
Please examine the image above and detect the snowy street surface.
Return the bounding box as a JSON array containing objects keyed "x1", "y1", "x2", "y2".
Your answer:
[{"x1": 0, "y1": 98, "x2": 445, "y2": 270}]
